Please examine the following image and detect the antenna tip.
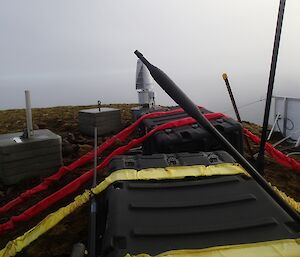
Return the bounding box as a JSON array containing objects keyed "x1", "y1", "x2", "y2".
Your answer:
[
  {"x1": 134, "y1": 50, "x2": 143, "y2": 59},
  {"x1": 222, "y1": 73, "x2": 228, "y2": 80}
]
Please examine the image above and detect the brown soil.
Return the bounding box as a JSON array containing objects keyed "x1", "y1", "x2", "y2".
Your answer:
[
  {"x1": 243, "y1": 121, "x2": 300, "y2": 202},
  {"x1": 0, "y1": 105, "x2": 299, "y2": 257}
]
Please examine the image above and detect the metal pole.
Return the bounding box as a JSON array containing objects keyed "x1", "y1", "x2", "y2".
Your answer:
[
  {"x1": 222, "y1": 73, "x2": 254, "y2": 159},
  {"x1": 25, "y1": 90, "x2": 34, "y2": 138},
  {"x1": 89, "y1": 127, "x2": 98, "y2": 257},
  {"x1": 296, "y1": 136, "x2": 300, "y2": 148},
  {"x1": 272, "y1": 128, "x2": 300, "y2": 148},
  {"x1": 267, "y1": 113, "x2": 281, "y2": 141},
  {"x1": 98, "y1": 101, "x2": 101, "y2": 112},
  {"x1": 222, "y1": 73, "x2": 242, "y2": 121},
  {"x1": 93, "y1": 127, "x2": 98, "y2": 187},
  {"x1": 134, "y1": 50, "x2": 300, "y2": 223},
  {"x1": 282, "y1": 97, "x2": 288, "y2": 137},
  {"x1": 256, "y1": 0, "x2": 287, "y2": 173}
]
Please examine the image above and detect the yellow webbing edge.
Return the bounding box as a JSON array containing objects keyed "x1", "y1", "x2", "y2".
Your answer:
[
  {"x1": 0, "y1": 163, "x2": 246, "y2": 257},
  {"x1": 125, "y1": 238, "x2": 300, "y2": 257},
  {"x1": 1, "y1": 163, "x2": 299, "y2": 257},
  {"x1": 272, "y1": 185, "x2": 300, "y2": 213}
]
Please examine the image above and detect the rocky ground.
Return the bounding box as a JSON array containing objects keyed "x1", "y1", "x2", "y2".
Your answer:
[{"x1": 0, "y1": 104, "x2": 299, "y2": 257}]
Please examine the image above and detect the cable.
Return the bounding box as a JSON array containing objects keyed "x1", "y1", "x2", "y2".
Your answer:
[
  {"x1": 286, "y1": 118, "x2": 294, "y2": 131},
  {"x1": 223, "y1": 98, "x2": 266, "y2": 113},
  {"x1": 287, "y1": 152, "x2": 300, "y2": 157},
  {"x1": 276, "y1": 117, "x2": 294, "y2": 135}
]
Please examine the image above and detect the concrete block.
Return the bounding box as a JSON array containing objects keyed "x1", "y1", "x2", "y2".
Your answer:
[
  {"x1": 0, "y1": 129, "x2": 62, "y2": 185},
  {"x1": 79, "y1": 108, "x2": 122, "y2": 136},
  {"x1": 1, "y1": 167, "x2": 60, "y2": 185}
]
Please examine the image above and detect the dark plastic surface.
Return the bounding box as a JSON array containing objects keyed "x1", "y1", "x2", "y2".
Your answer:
[
  {"x1": 97, "y1": 176, "x2": 300, "y2": 257},
  {"x1": 140, "y1": 107, "x2": 243, "y2": 154},
  {"x1": 97, "y1": 152, "x2": 300, "y2": 257},
  {"x1": 108, "y1": 151, "x2": 236, "y2": 173}
]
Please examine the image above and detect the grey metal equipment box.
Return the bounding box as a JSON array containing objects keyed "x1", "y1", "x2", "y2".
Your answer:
[
  {"x1": 0, "y1": 129, "x2": 62, "y2": 185},
  {"x1": 79, "y1": 108, "x2": 122, "y2": 136}
]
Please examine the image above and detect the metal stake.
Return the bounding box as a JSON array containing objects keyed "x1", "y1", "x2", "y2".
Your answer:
[
  {"x1": 25, "y1": 90, "x2": 34, "y2": 138},
  {"x1": 89, "y1": 127, "x2": 98, "y2": 257},
  {"x1": 256, "y1": 0, "x2": 287, "y2": 173},
  {"x1": 296, "y1": 136, "x2": 300, "y2": 148},
  {"x1": 93, "y1": 127, "x2": 98, "y2": 187},
  {"x1": 267, "y1": 113, "x2": 281, "y2": 141},
  {"x1": 222, "y1": 73, "x2": 254, "y2": 160}
]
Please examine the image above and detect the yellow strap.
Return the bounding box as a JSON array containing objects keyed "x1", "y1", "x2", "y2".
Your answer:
[
  {"x1": 0, "y1": 163, "x2": 247, "y2": 257},
  {"x1": 272, "y1": 185, "x2": 300, "y2": 213},
  {"x1": 1, "y1": 163, "x2": 299, "y2": 257},
  {"x1": 125, "y1": 238, "x2": 300, "y2": 257},
  {"x1": 0, "y1": 190, "x2": 92, "y2": 257},
  {"x1": 92, "y1": 163, "x2": 248, "y2": 195}
]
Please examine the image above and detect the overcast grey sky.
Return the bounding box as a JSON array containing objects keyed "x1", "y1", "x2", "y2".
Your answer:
[{"x1": 0, "y1": 0, "x2": 299, "y2": 123}]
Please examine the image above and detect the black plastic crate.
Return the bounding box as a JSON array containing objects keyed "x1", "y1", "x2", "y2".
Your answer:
[
  {"x1": 140, "y1": 107, "x2": 243, "y2": 154},
  {"x1": 97, "y1": 152, "x2": 300, "y2": 257},
  {"x1": 108, "y1": 151, "x2": 236, "y2": 173},
  {"x1": 97, "y1": 176, "x2": 300, "y2": 257}
]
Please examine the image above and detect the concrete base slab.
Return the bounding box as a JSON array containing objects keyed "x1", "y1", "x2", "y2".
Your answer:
[
  {"x1": 1, "y1": 166, "x2": 61, "y2": 185},
  {"x1": 79, "y1": 108, "x2": 122, "y2": 136},
  {"x1": 0, "y1": 129, "x2": 62, "y2": 185}
]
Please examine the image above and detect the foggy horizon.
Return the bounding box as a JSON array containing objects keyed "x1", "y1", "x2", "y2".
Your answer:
[{"x1": 1, "y1": 0, "x2": 300, "y2": 125}]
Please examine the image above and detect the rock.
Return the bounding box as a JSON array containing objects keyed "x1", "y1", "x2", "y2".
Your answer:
[
  {"x1": 78, "y1": 144, "x2": 93, "y2": 156},
  {"x1": 62, "y1": 139, "x2": 79, "y2": 156},
  {"x1": 36, "y1": 122, "x2": 47, "y2": 129},
  {"x1": 67, "y1": 133, "x2": 76, "y2": 143},
  {"x1": 76, "y1": 135, "x2": 88, "y2": 144},
  {"x1": 61, "y1": 123, "x2": 73, "y2": 130}
]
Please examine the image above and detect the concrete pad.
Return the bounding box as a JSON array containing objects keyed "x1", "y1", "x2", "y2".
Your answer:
[
  {"x1": 79, "y1": 108, "x2": 122, "y2": 136},
  {"x1": 0, "y1": 129, "x2": 62, "y2": 185}
]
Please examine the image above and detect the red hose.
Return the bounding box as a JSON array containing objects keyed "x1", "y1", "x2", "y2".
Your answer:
[
  {"x1": 1, "y1": 110, "x2": 219, "y2": 235},
  {"x1": 0, "y1": 107, "x2": 194, "y2": 215},
  {"x1": 244, "y1": 128, "x2": 300, "y2": 172}
]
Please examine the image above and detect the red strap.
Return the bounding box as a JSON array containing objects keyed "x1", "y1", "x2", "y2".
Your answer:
[
  {"x1": 0, "y1": 107, "x2": 196, "y2": 214},
  {"x1": 243, "y1": 128, "x2": 300, "y2": 172},
  {"x1": 0, "y1": 112, "x2": 222, "y2": 235}
]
